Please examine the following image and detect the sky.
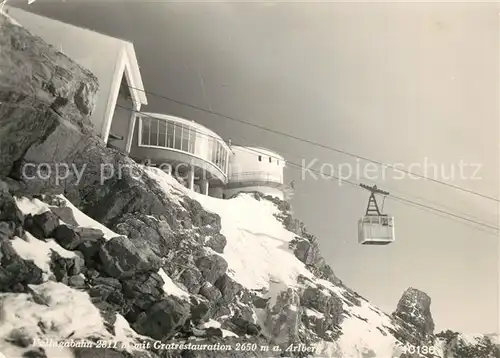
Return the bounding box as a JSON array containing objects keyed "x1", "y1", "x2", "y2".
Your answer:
[{"x1": 11, "y1": 0, "x2": 499, "y2": 334}]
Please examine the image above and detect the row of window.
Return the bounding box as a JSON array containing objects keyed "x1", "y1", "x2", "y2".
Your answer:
[
  {"x1": 257, "y1": 155, "x2": 280, "y2": 165},
  {"x1": 141, "y1": 116, "x2": 195, "y2": 152},
  {"x1": 207, "y1": 137, "x2": 228, "y2": 173},
  {"x1": 138, "y1": 115, "x2": 229, "y2": 174}
]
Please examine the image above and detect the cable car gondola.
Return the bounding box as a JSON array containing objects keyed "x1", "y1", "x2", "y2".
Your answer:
[{"x1": 358, "y1": 184, "x2": 395, "y2": 245}]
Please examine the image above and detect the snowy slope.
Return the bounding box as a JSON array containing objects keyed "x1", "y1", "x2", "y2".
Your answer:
[
  {"x1": 145, "y1": 167, "x2": 309, "y2": 290},
  {"x1": 0, "y1": 281, "x2": 114, "y2": 358},
  {"x1": 144, "y1": 167, "x2": 443, "y2": 358}
]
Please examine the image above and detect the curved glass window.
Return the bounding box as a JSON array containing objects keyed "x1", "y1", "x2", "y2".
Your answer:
[
  {"x1": 174, "y1": 123, "x2": 182, "y2": 150},
  {"x1": 167, "y1": 122, "x2": 174, "y2": 147},
  {"x1": 138, "y1": 115, "x2": 228, "y2": 176}
]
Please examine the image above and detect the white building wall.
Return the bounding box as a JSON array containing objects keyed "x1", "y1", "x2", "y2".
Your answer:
[
  {"x1": 8, "y1": 7, "x2": 123, "y2": 138},
  {"x1": 228, "y1": 146, "x2": 285, "y2": 183}
]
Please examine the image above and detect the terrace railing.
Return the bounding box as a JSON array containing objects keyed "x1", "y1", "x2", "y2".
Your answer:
[{"x1": 228, "y1": 171, "x2": 283, "y2": 184}]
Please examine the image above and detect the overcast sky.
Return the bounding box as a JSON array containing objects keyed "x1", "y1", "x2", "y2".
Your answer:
[{"x1": 12, "y1": 0, "x2": 499, "y2": 334}]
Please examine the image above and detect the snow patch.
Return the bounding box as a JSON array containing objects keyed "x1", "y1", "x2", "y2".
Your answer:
[
  {"x1": 201, "y1": 320, "x2": 221, "y2": 329},
  {"x1": 221, "y1": 330, "x2": 239, "y2": 338},
  {"x1": 200, "y1": 320, "x2": 238, "y2": 338},
  {"x1": 11, "y1": 233, "x2": 76, "y2": 276},
  {"x1": 15, "y1": 197, "x2": 50, "y2": 216},
  {"x1": 305, "y1": 308, "x2": 325, "y2": 319},
  {"x1": 0, "y1": 282, "x2": 109, "y2": 358},
  {"x1": 56, "y1": 195, "x2": 119, "y2": 240},
  {"x1": 143, "y1": 166, "x2": 187, "y2": 205},
  {"x1": 158, "y1": 269, "x2": 190, "y2": 299},
  {"x1": 266, "y1": 278, "x2": 290, "y2": 308},
  {"x1": 113, "y1": 314, "x2": 151, "y2": 352},
  {"x1": 190, "y1": 195, "x2": 311, "y2": 289}
]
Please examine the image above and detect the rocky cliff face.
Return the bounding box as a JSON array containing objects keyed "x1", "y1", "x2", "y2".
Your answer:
[
  {"x1": 0, "y1": 12, "x2": 498, "y2": 358},
  {"x1": 392, "y1": 288, "x2": 435, "y2": 344}
]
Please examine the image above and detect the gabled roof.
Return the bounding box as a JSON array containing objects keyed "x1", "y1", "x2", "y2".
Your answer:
[{"x1": 123, "y1": 41, "x2": 148, "y2": 106}]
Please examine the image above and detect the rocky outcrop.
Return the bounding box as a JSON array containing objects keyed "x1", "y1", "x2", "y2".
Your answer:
[
  {"x1": 287, "y1": 237, "x2": 341, "y2": 287},
  {"x1": 132, "y1": 296, "x2": 192, "y2": 340},
  {"x1": 195, "y1": 255, "x2": 228, "y2": 285},
  {"x1": 99, "y1": 236, "x2": 161, "y2": 279},
  {"x1": 23, "y1": 211, "x2": 60, "y2": 239},
  {"x1": 393, "y1": 288, "x2": 435, "y2": 339},
  {"x1": 49, "y1": 249, "x2": 85, "y2": 282},
  {"x1": 199, "y1": 281, "x2": 222, "y2": 302},
  {"x1": 214, "y1": 274, "x2": 244, "y2": 303},
  {"x1": 49, "y1": 205, "x2": 80, "y2": 226},
  {"x1": 52, "y1": 224, "x2": 104, "y2": 251},
  {"x1": 114, "y1": 214, "x2": 175, "y2": 258},
  {"x1": 205, "y1": 233, "x2": 227, "y2": 253},
  {"x1": 0, "y1": 13, "x2": 98, "y2": 179},
  {"x1": 1, "y1": 13, "x2": 195, "y2": 233},
  {"x1": 265, "y1": 281, "x2": 301, "y2": 347},
  {"x1": 435, "y1": 330, "x2": 500, "y2": 358},
  {"x1": 0, "y1": 187, "x2": 24, "y2": 225},
  {"x1": 0, "y1": 237, "x2": 44, "y2": 292}
]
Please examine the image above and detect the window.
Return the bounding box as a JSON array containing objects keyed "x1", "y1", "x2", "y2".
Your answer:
[
  {"x1": 151, "y1": 118, "x2": 161, "y2": 146},
  {"x1": 212, "y1": 140, "x2": 218, "y2": 164},
  {"x1": 277, "y1": 160, "x2": 279, "y2": 165},
  {"x1": 219, "y1": 144, "x2": 224, "y2": 166},
  {"x1": 258, "y1": 155, "x2": 262, "y2": 162},
  {"x1": 207, "y1": 137, "x2": 213, "y2": 163},
  {"x1": 221, "y1": 150, "x2": 226, "y2": 173},
  {"x1": 141, "y1": 116, "x2": 150, "y2": 145},
  {"x1": 174, "y1": 123, "x2": 182, "y2": 150},
  {"x1": 158, "y1": 120, "x2": 166, "y2": 147},
  {"x1": 189, "y1": 127, "x2": 196, "y2": 153},
  {"x1": 215, "y1": 143, "x2": 221, "y2": 166},
  {"x1": 218, "y1": 144, "x2": 223, "y2": 167},
  {"x1": 181, "y1": 125, "x2": 189, "y2": 152},
  {"x1": 269, "y1": 157, "x2": 272, "y2": 163},
  {"x1": 166, "y1": 122, "x2": 174, "y2": 148}
]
